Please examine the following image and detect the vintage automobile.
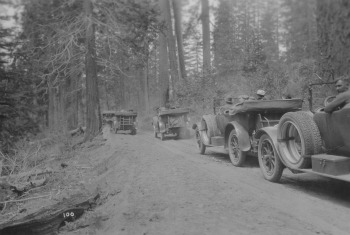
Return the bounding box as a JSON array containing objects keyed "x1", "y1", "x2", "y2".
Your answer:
[
  {"x1": 255, "y1": 83, "x2": 350, "y2": 183},
  {"x1": 113, "y1": 110, "x2": 138, "y2": 135},
  {"x1": 193, "y1": 98, "x2": 303, "y2": 182},
  {"x1": 152, "y1": 107, "x2": 191, "y2": 141},
  {"x1": 195, "y1": 82, "x2": 350, "y2": 183},
  {"x1": 102, "y1": 110, "x2": 137, "y2": 135}
]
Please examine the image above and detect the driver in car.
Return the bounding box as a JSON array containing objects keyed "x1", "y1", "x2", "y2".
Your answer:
[{"x1": 324, "y1": 77, "x2": 350, "y2": 113}]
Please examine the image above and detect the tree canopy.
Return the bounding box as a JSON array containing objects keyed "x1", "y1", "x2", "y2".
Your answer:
[{"x1": 1, "y1": 0, "x2": 349, "y2": 148}]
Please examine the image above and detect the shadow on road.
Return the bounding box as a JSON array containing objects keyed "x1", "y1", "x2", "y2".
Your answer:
[{"x1": 280, "y1": 172, "x2": 350, "y2": 206}]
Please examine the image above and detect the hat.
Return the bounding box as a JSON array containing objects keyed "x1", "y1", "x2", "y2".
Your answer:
[{"x1": 256, "y1": 89, "x2": 266, "y2": 96}]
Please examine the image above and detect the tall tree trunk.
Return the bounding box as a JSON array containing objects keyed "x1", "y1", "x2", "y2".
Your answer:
[
  {"x1": 104, "y1": 79, "x2": 109, "y2": 110},
  {"x1": 136, "y1": 66, "x2": 144, "y2": 111},
  {"x1": 83, "y1": 0, "x2": 101, "y2": 141},
  {"x1": 144, "y1": 58, "x2": 150, "y2": 113},
  {"x1": 48, "y1": 80, "x2": 56, "y2": 131},
  {"x1": 77, "y1": 81, "x2": 84, "y2": 128},
  {"x1": 158, "y1": 0, "x2": 170, "y2": 107},
  {"x1": 58, "y1": 78, "x2": 66, "y2": 131},
  {"x1": 162, "y1": 0, "x2": 179, "y2": 102},
  {"x1": 66, "y1": 67, "x2": 79, "y2": 130},
  {"x1": 172, "y1": 0, "x2": 187, "y2": 81},
  {"x1": 201, "y1": 0, "x2": 211, "y2": 76}
]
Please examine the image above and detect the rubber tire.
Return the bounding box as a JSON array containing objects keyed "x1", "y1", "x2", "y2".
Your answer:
[
  {"x1": 228, "y1": 129, "x2": 246, "y2": 167},
  {"x1": 278, "y1": 111, "x2": 322, "y2": 169},
  {"x1": 324, "y1": 95, "x2": 336, "y2": 107},
  {"x1": 202, "y1": 114, "x2": 221, "y2": 138},
  {"x1": 196, "y1": 131, "x2": 206, "y2": 154},
  {"x1": 258, "y1": 134, "x2": 284, "y2": 182}
]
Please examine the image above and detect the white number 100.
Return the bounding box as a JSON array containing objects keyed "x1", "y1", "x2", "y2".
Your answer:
[{"x1": 63, "y1": 212, "x2": 75, "y2": 218}]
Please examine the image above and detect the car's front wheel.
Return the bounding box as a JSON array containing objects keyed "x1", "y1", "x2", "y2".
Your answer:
[
  {"x1": 228, "y1": 129, "x2": 246, "y2": 167},
  {"x1": 258, "y1": 134, "x2": 284, "y2": 182}
]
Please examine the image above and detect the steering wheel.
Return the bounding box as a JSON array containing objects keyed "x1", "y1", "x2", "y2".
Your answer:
[{"x1": 323, "y1": 95, "x2": 336, "y2": 106}]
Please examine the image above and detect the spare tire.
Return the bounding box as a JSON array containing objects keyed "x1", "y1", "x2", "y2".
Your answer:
[
  {"x1": 202, "y1": 114, "x2": 221, "y2": 138},
  {"x1": 323, "y1": 95, "x2": 336, "y2": 106},
  {"x1": 277, "y1": 111, "x2": 322, "y2": 169}
]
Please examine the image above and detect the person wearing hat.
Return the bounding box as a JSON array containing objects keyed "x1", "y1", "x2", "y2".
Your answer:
[
  {"x1": 324, "y1": 77, "x2": 350, "y2": 113},
  {"x1": 256, "y1": 89, "x2": 267, "y2": 100}
]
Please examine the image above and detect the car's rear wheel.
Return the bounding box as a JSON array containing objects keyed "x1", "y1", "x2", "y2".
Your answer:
[
  {"x1": 278, "y1": 112, "x2": 322, "y2": 169},
  {"x1": 258, "y1": 134, "x2": 284, "y2": 182},
  {"x1": 228, "y1": 129, "x2": 246, "y2": 167}
]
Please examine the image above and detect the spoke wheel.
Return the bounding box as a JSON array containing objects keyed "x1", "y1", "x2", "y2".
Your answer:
[
  {"x1": 228, "y1": 129, "x2": 246, "y2": 167},
  {"x1": 258, "y1": 134, "x2": 283, "y2": 182}
]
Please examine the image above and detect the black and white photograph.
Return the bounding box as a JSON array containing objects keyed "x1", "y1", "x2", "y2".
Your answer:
[{"x1": 0, "y1": 0, "x2": 350, "y2": 234}]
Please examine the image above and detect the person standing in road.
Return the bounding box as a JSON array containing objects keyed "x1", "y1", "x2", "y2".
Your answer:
[{"x1": 324, "y1": 77, "x2": 350, "y2": 113}]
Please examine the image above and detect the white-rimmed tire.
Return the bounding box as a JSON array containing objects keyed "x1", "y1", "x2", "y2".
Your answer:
[
  {"x1": 277, "y1": 112, "x2": 322, "y2": 169},
  {"x1": 258, "y1": 134, "x2": 284, "y2": 182}
]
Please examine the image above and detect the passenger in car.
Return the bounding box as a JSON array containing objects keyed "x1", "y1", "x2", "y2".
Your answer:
[
  {"x1": 324, "y1": 77, "x2": 350, "y2": 113},
  {"x1": 256, "y1": 89, "x2": 267, "y2": 100}
]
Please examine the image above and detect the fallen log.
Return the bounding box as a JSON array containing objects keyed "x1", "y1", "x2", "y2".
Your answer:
[
  {"x1": 69, "y1": 126, "x2": 85, "y2": 137},
  {"x1": 0, "y1": 168, "x2": 53, "y2": 196},
  {"x1": 0, "y1": 193, "x2": 99, "y2": 235},
  {"x1": 0, "y1": 168, "x2": 53, "y2": 181}
]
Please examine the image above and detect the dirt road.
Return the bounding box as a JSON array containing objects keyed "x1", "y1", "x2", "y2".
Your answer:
[{"x1": 76, "y1": 128, "x2": 350, "y2": 235}]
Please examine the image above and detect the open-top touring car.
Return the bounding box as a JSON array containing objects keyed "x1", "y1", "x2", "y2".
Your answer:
[
  {"x1": 194, "y1": 84, "x2": 350, "y2": 183},
  {"x1": 102, "y1": 110, "x2": 137, "y2": 135},
  {"x1": 152, "y1": 107, "x2": 191, "y2": 141},
  {"x1": 193, "y1": 98, "x2": 303, "y2": 181}
]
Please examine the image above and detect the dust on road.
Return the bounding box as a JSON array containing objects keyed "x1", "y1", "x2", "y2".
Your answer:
[{"x1": 72, "y1": 128, "x2": 350, "y2": 235}]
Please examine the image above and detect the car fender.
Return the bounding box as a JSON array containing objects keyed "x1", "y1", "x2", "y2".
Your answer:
[
  {"x1": 255, "y1": 126, "x2": 287, "y2": 166},
  {"x1": 225, "y1": 121, "x2": 250, "y2": 151}
]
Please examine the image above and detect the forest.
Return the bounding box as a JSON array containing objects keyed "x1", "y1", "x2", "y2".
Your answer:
[{"x1": 1, "y1": 0, "x2": 350, "y2": 150}]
